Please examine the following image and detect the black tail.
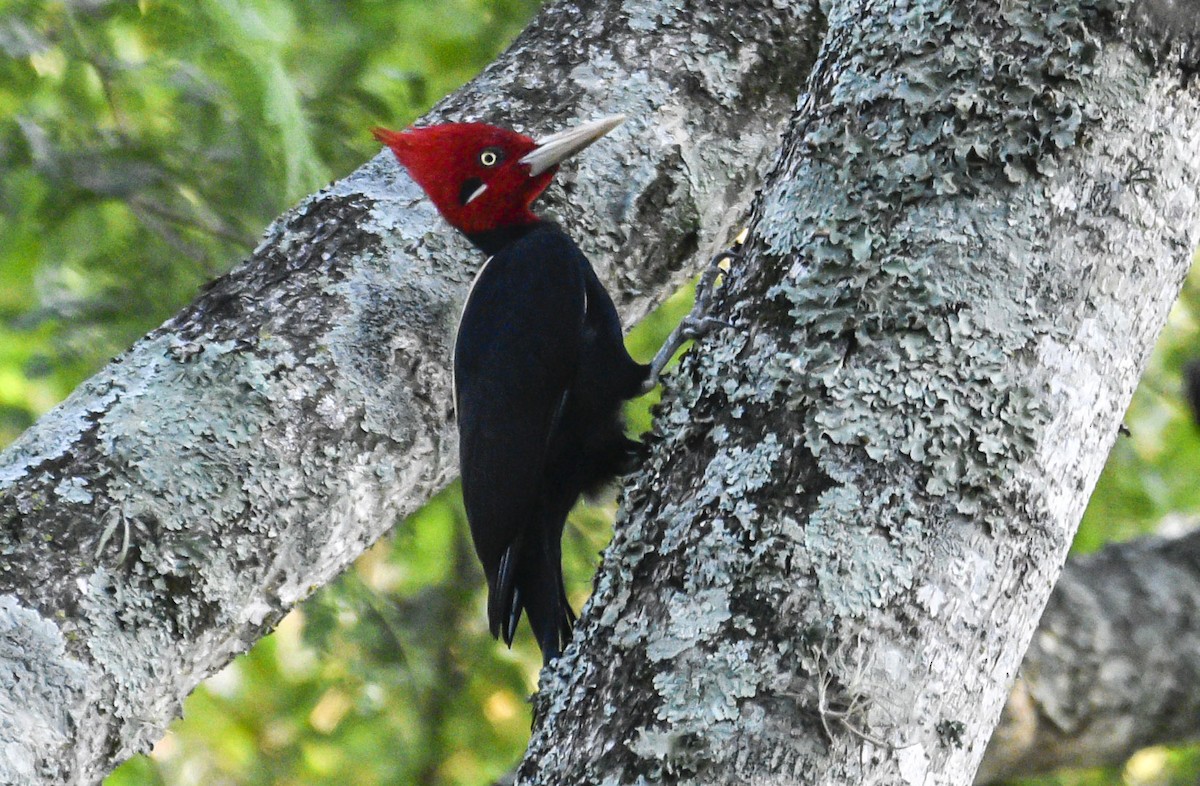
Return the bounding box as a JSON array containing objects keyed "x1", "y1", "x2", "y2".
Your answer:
[
  {"x1": 487, "y1": 536, "x2": 523, "y2": 643},
  {"x1": 487, "y1": 516, "x2": 575, "y2": 666},
  {"x1": 515, "y1": 529, "x2": 575, "y2": 665},
  {"x1": 487, "y1": 467, "x2": 590, "y2": 663}
]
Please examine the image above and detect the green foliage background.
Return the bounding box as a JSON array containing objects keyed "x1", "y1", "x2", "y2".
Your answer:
[{"x1": 1, "y1": 1, "x2": 1197, "y2": 784}]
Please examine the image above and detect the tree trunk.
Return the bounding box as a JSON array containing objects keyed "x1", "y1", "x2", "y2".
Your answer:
[
  {"x1": 0, "y1": 1, "x2": 821, "y2": 783},
  {"x1": 979, "y1": 525, "x2": 1200, "y2": 783},
  {"x1": 518, "y1": 1, "x2": 1200, "y2": 784},
  {"x1": 4, "y1": 0, "x2": 1199, "y2": 784}
]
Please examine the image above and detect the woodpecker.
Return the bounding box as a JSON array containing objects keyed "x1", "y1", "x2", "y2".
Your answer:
[{"x1": 374, "y1": 115, "x2": 726, "y2": 664}]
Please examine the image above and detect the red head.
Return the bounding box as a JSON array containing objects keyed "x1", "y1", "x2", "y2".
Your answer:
[{"x1": 373, "y1": 116, "x2": 625, "y2": 237}]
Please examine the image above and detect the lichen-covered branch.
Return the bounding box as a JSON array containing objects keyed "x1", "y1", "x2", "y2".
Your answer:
[
  {"x1": 980, "y1": 328, "x2": 1200, "y2": 781},
  {"x1": 0, "y1": 1, "x2": 823, "y2": 782},
  {"x1": 1125, "y1": 0, "x2": 1200, "y2": 75},
  {"x1": 519, "y1": 0, "x2": 1200, "y2": 784},
  {"x1": 978, "y1": 526, "x2": 1200, "y2": 782}
]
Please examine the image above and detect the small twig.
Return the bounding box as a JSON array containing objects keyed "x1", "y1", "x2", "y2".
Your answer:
[
  {"x1": 128, "y1": 195, "x2": 256, "y2": 248},
  {"x1": 808, "y1": 638, "x2": 914, "y2": 751}
]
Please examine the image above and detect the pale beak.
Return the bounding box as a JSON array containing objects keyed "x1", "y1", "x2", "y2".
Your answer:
[{"x1": 519, "y1": 114, "x2": 626, "y2": 177}]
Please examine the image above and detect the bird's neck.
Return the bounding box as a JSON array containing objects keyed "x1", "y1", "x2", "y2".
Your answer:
[{"x1": 465, "y1": 220, "x2": 544, "y2": 256}]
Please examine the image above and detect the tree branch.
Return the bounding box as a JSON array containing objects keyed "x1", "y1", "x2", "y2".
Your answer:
[
  {"x1": 979, "y1": 526, "x2": 1200, "y2": 782},
  {"x1": 0, "y1": 1, "x2": 822, "y2": 782},
  {"x1": 518, "y1": 0, "x2": 1200, "y2": 783},
  {"x1": 1126, "y1": 0, "x2": 1200, "y2": 77}
]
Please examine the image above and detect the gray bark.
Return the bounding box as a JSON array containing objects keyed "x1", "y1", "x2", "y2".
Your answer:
[
  {"x1": 978, "y1": 525, "x2": 1200, "y2": 783},
  {"x1": 0, "y1": 1, "x2": 821, "y2": 783},
  {"x1": 5, "y1": 0, "x2": 1199, "y2": 783},
  {"x1": 518, "y1": 1, "x2": 1200, "y2": 785}
]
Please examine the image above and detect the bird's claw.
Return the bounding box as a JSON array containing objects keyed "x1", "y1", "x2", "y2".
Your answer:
[
  {"x1": 693, "y1": 251, "x2": 739, "y2": 304},
  {"x1": 679, "y1": 315, "x2": 735, "y2": 340},
  {"x1": 642, "y1": 237, "x2": 745, "y2": 392}
]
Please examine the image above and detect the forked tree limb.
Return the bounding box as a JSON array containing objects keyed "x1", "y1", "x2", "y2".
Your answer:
[{"x1": 0, "y1": 1, "x2": 823, "y2": 782}]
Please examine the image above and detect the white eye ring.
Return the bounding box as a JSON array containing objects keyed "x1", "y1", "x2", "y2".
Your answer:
[{"x1": 480, "y1": 149, "x2": 499, "y2": 167}]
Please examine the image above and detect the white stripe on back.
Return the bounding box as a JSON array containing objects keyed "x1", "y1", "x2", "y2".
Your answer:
[{"x1": 452, "y1": 255, "x2": 494, "y2": 421}]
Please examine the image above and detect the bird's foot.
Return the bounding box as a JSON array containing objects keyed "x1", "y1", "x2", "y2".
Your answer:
[
  {"x1": 640, "y1": 240, "x2": 743, "y2": 394},
  {"x1": 678, "y1": 314, "x2": 735, "y2": 340}
]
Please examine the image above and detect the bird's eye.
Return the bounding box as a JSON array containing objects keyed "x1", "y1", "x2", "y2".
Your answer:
[{"x1": 479, "y1": 148, "x2": 502, "y2": 167}]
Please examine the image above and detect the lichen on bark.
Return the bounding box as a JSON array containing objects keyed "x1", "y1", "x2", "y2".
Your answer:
[
  {"x1": 520, "y1": 0, "x2": 1200, "y2": 783},
  {"x1": 0, "y1": 0, "x2": 820, "y2": 782}
]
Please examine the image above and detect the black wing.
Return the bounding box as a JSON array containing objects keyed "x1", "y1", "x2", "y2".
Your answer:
[{"x1": 453, "y1": 224, "x2": 586, "y2": 644}]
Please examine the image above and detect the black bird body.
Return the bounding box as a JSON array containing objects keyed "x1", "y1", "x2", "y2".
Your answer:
[
  {"x1": 455, "y1": 221, "x2": 647, "y2": 661},
  {"x1": 373, "y1": 115, "x2": 648, "y2": 663}
]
